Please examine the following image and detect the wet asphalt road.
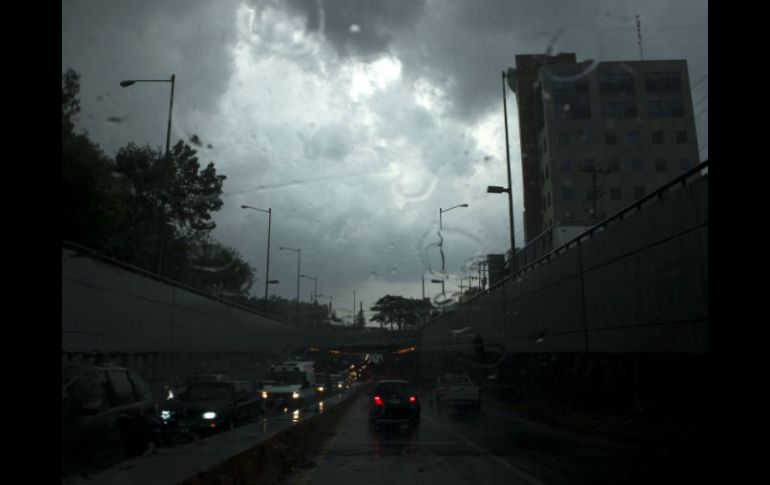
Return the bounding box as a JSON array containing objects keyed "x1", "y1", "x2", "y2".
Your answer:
[{"x1": 284, "y1": 393, "x2": 707, "y2": 485}]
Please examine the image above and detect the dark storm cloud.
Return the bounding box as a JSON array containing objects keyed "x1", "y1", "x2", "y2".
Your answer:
[
  {"x1": 387, "y1": 0, "x2": 707, "y2": 124},
  {"x1": 62, "y1": 0, "x2": 240, "y2": 154},
  {"x1": 282, "y1": 0, "x2": 427, "y2": 59}
]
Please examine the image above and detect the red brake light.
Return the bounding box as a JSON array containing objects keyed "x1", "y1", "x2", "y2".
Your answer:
[
  {"x1": 373, "y1": 395, "x2": 384, "y2": 406},
  {"x1": 409, "y1": 396, "x2": 417, "y2": 403}
]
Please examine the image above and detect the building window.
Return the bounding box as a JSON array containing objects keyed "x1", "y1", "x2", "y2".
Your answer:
[
  {"x1": 679, "y1": 158, "x2": 691, "y2": 171},
  {"x1": 560, "y1": 159, "x2": 572, "y2": 173},
  {"x1": 634, "y1": 186, "x2": 646, "y2": 199},
  {"x1": 599, "y1": 71, "x2": 635, "y2": 94},
  {"x1": 608, "y1": 158, "x2": 620, "y2": 172},
  {"x1": 582, "y1": 158, "x2": 595, "y2": 170},
  {"x1": 655, "y1": 158, "x2": 668, "y2": 172},
  {"x1": 632, "y1": 158, "x2": 643, "y2": 172},
  {"x1": 578, "y1": 130, "x2": 592, "y2": 145},
  {"x1": 628, "y1": 131, "x2": 640, "y2": 143},
  {"x1": 644, "y1": 72, "x2": 682, "y2": 93},
  {"x1": 562, "y1": 186, "x2": 574, "y2": 201},
  {"x1": 652, "y1": 130, "x2": 664, "y2": 144},
  {"x1": 552, "y1": 78, "x2": 591, "y2": 119},
  {"x1": 610, "y1": 187, "x2": 622, "y2": 201},
  {"x1": 649, "y1": 100, "x2": 685, "y2": 118},
  {"x1": 676, "y1": 130, "x2": 688, "y2": 143},
  {"x1": 605, "y1": 132, "x2": 617, "y2": 145},
  {"x1": 558, "y1": 133, "x2": 570, "y2": 145},
  {"x1": 602, "y1": 101, "x2": 638, "y2": 119}
]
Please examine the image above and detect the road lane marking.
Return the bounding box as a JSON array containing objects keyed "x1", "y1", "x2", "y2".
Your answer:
[{"x1": 424, "y1": 413, "x2": 549, "y2": 485}]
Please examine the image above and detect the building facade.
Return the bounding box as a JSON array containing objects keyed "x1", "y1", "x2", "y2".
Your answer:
[{"x1": 509, "y1": 54, "x2": 700, "y2": 243}]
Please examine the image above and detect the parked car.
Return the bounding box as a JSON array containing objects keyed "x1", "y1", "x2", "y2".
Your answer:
[
  {"x1": 160, "y1": 378, "x2": 263, "y2": 437},
  {"x1": 368, "y1": 380, "x2": 421, "y2": 428},
  {"x1": 434, "y1": 373, "x2": 482, "y2": 413},
  {"x1": 62, "y1": 363, "x2": 158, "y2": 475}
]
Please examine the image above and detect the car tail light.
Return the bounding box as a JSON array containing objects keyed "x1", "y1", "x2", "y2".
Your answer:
[
  {"x1": 373, "y1": 395, "x2": 384, "y2": 406},
  {"x1": 409, "y1": 396, "x2": 417, "y2": 403}
]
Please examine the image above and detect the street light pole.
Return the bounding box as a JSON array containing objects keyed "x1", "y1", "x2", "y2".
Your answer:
[
  {"x1": 120, "y1": 74, "x2": 176, "y2": 276},
  {"x1": 300, "y1": 274, "x2": 317, "y2": 302},
  {"x1": 502, "y1": 70, "x2": 517, "y2": 275},
  {"x1": 241, "y1": 205, "x2": 272, "y2": 313},
  {"x1": 438, "y1": 204, "x2": 469, "y2": 295}
]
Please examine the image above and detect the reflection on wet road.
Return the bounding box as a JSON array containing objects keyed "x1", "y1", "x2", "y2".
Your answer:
[{"x1": 287, "y1": 393, "x2": 706, "y2": 485}]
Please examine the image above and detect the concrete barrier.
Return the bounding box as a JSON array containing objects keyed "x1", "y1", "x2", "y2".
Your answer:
[{"x1": 178, "y1": 385, "x2": 367, "y2": 485}]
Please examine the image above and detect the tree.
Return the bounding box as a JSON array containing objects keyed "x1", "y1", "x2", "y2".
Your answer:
[
  {"x1": 183, "y1": 240, "x2": 255, "y2": 296},
  {"x1": 108, "y1": 137, "x2": 226, "y2": 276},
  {"x1": 62, "y1": 68, "x2": 125, "y2": 248},
  {"x1": 370, "y1": 295, "x2": 432, "y2": 331}
]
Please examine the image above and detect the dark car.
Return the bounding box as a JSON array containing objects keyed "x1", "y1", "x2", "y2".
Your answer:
[
  {"x1": 161, "y1": 379, "x2": 263, "y2": 437},
  {"x1": 369, "y1": 380, "x2": 421, "y2": 428},
  {"x1": 62, "y1": 364, "x2": 158, "y2": 475}
]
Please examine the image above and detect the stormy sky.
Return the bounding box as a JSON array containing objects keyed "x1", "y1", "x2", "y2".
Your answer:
[{"x1": 62, "y1": 0, "x2": 708, "y2": 324}]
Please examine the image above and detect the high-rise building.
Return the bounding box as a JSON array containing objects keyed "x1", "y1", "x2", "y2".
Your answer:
[{"x1": 508, "y1": 54, "x2": 700, "y2": 244}]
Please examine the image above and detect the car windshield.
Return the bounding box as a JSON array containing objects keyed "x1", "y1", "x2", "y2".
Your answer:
[
  {"x1": 265, "y1": 371, "x2": 305, "y2": 385},
  {"x1": 63, "y1": 0, "x2": 708, "y2": 482},
  {"x1": 442, "y1": 375, "x2": 472, "y2": 385},
  {"x1": 185, "y1": 383, "x2": 235, "y2": 401}
]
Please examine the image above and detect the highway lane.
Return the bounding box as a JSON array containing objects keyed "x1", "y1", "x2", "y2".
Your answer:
[{"x1": 284, "y1": 392, "x2": 707, "y2": 485}]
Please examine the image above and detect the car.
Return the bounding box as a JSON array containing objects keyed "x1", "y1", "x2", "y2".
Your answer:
[
  {"x1": 368, "y1": 380, "x2": 421, "y2": 428},
  {"x1": 62, "y1": 363, "x2": 158, "y2": 475},
  {"x1": 329, "y1": 373, "x2": 347, "y2": 392},
  {"x1": 434, "y1": 373, "x2": 482, "y2": 413},
  {"x1": 161, "y1": 378, "x2": 263, "y2": 437}
]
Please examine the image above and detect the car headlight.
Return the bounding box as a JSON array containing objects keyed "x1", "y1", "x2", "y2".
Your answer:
[
  {"x1": 317, "y1": 386, "x2": 325, "y2": 392},
  {"x1": 292, "y1": 392, "x2": 300, "y2": 399},
  {"x1": 203, "y1": 412, "x2": 217, "y2": 420},
  {"x1": 261, "y1": 390, "x2": 268, "y2": 399}
]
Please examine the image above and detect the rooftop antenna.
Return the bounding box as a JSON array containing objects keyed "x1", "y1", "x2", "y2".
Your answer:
[{"x1": 636, "y1": 14, "x2": 644, "y2": 60}]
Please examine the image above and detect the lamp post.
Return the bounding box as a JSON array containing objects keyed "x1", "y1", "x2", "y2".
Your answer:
[
  {"x1": 438, "y1": 203, "x2": 469, "y2": 295},
  {"x1": 119, "y1": 75, "x2": 176, "y2": 159},
  {"x1": 487, "y1": 69, "x2": 519, "y2": 276},
  {"x1": 241, "y1": 205, "x2": 273, "y2": 313},
  {"x1": 300, "y1": 274, "x2": 317, "y2": 302},
  {"x1": 120, "y1": 74, "x2": 176, "y2": 276}
]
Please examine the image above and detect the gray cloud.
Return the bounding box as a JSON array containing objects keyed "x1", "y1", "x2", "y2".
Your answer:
[
  {"x1": 282, "y1": 0, "x2": 427, "y2": 60},
  {"x1": 63, "y1": 0, "x2": 707, "y2": 313}
]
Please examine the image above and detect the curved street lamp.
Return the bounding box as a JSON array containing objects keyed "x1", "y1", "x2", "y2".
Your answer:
[
  {"x1": 300, "y1": 274, "x2": 317, "y2": 302},
  {"x1": 241, "y1": 205, "x2": 273, "y2": 312},
  {"x1": 437, "y1": 203, "x2": 469, "y2": 295},
  {"x1": 119, "y1": 75, "x2": 175, "y2": 159},
  {"x1": 120, "y1": 74, "x2": 176, "y2": 276}
]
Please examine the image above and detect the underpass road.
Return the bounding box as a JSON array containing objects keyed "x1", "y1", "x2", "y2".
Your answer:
[{"x1": 284, "y1": 392, "x2": 707, "y2": 485}]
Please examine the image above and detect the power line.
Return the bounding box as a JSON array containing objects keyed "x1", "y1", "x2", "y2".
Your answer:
[
  {"x1": 695, "y1": 107, "x2": 709, "y2": 118},
  {"x1": 690, "y1": 74, "x2": 708, "y2": 90},
  {"x1": 693, "y1": 95, "x2": 708, "y2": 108}
]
